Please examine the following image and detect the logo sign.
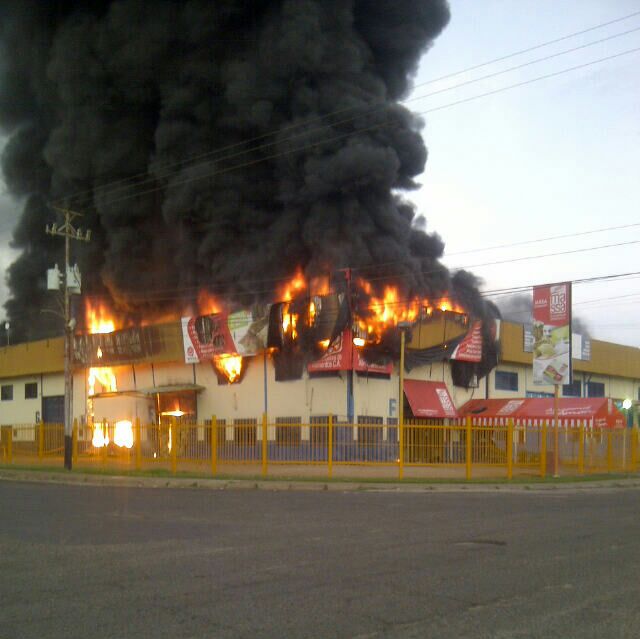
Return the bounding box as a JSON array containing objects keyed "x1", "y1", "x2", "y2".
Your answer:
[{"x1": 532, "y1": 283, "x2": 572, "y2": 385}]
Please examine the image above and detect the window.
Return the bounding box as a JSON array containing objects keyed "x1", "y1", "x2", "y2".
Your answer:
[
  {"x1": 275, "y1": 417, "x2": 301, "y2": 446},
  {"x1": 586, "y1": 381, "x2": 605, "y2": 398},
  {"x1": 495, "y1": 371, "x2": 518, "y2": 392},
  {"x1": 233, "y1": 418, "x2": 257, "y2": 445},
  {"x1": 25, "y1": 382, "x2": 38, "y2": 399},
  {"x1": 562, "y1": 381, "x2": 581, "y2": 397},
  {"x1": 310, "y1": 415, "x2": 328, "y2": 445},
  {"x1": 1, "y1": 385, "x2": 13, "y2": 401},
  {"x1": 357, "y1": 415, "x2": 383, "y2": 446}
]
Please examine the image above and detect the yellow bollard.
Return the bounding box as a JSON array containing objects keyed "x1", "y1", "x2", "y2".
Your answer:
[
  {"x1": 506, "y1": 419, "x2": 513, "y2": 480},
  {"x1": 211, "y1": 416, "x2": 217, "y2": 477},
  {"x1": 607, "y1": 430, "x2": 613, "y2": 473},
  {"x1": 171, "y1": 418, "x2": 177, "y2": 475},
  {"x1": 135, "y1": 418, "x2": 142, "y2": 471},
  {"x1": 328, "y1": 414, "x2": 333, "y2": 479},
  {"x1": 72, "y1": 419, "x2": 78, "y2": 465},
  {"x1": 578, "y1": 423, "x2": 585, "y2": 475},
  {"x1": 465, "y1": 416, "x2": 472, "y2": 480},
  {"x1": 540, "y1": 421, "x2": 547, "y2": 479},
  {"x1": 261, "y1": 413, "x2": 268, "y2": 478},
  {"x1": 7, "y1": 427, "x2": 12, "y2": 464},
  {"x1": 38, "y1": 423, "x2": 44, "y2": 459},
  {"x1": 631, "y1": 427, "x2": 638, "y2": 473}
]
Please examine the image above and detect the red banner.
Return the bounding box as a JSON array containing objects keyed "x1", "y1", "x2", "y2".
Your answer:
[
  {"x1": 307, "y1": 330, "x2": 393, "y2": 374},
  {"x1": 450, "y1": 320, "x2": 483, "y2": 362}
]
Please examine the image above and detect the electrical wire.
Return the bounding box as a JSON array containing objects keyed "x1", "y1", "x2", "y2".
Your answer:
[{"x1": 47, "y1": 8, "x2": 640, "y2": 208}]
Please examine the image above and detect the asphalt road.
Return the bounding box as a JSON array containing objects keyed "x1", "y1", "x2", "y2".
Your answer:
[{"x1": 0, "y1": 481, "x2": 639, "y2": 639}]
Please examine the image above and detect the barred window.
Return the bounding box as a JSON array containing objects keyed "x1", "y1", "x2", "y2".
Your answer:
[
  {"x1": 357, "y1": 415, "x2": 383, "y2": 445},
  {"x1": 1, "y1": 385, "x2": 13, "y2": 401},
  {"x1": 310, "y1": 415, "x2": 329, "y2": 444},
  {"x1": 275, "y1": 416, "x2": 301, "y2": 446},
  {"x1": 233, "y1": 418, "x2": 257, "y2": 445}
]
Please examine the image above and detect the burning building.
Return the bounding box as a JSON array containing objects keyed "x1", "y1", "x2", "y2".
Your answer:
[
  {"x1": 67, "y1": 270, "x2": 498, "y2": 454},
  {"x1": 0, "y1": 0, "x2": 503, "y2": 436}
]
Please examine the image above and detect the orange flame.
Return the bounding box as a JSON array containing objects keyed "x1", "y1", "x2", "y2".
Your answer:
[
  {"x1": 214, "y1": 354, "x2": 243, "y2": 383},
  {"x1": 197, "y1": 290, "x2": 222, "y2": 315},
  {"x1": 355, "y1": 278, "x2": 465, "y2": 344}
]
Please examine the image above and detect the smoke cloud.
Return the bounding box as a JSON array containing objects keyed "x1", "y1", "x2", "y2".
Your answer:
[
  {"x1": 496, "y1": 294, "x2": 591, "y2": 337},
  {"x1": 0, "y1": 1, "x2": 504, "y2": 346}
]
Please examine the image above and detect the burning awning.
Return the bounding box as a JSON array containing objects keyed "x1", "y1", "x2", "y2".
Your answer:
[{"x1": 403, "y1": 380, "x2": 458, "y2": 419}]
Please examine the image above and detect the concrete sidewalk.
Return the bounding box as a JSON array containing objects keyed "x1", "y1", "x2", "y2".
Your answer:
[{"x1": 1, "y1": 466, "x2": 640, "y2": 493}]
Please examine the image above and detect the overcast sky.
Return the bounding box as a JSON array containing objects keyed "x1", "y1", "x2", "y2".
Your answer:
[
  {"x1": 408, "y1": 0, "x2": 640, "y2": 346},
  {"x1": 1, "y1": 0, "x2": 639, "y2": 347}
]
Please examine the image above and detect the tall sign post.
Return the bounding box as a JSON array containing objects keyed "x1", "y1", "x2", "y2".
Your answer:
[
  {"x1": 46, "y1": 208, "x2": 91, "y2": 470},
  {"x1": 532, "y1": 282, "x2": 572, "y2": 477}
]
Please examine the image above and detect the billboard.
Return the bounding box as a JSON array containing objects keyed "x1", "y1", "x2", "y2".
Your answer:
[
  {"x1": 307, "y1": 329, "x2": 393, "y2": 374},
  {"x1": 182, "y1": 308, "x2": 269, "y2": 363},
  {"x1": 532, "y1": 283, "x2": 572, "y2": 385}
]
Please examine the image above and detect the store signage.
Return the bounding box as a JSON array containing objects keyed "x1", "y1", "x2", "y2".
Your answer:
[{"x1": 532, "y1": 283, "x2": 572, "y2": 385}]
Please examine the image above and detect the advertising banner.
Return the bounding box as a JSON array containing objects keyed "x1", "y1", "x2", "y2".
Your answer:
[
  {"x1": 532, "y1": 283, "x2": 572, "y2": 385},
  {"x1": 307, "y1": 329, "x2": 393, "y2": 374},
  {"x1": 73, "y1": 325, "x2": 162, "y2": 366},
  {"x1": 450, "y1": 320, "x2": 483, "y2": 362},
  {"x1": 182, "y1": 308, "x2": 270, "y2": 363}
]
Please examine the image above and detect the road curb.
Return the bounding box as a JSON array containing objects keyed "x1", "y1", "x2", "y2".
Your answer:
[{"x1": 1, "y1": 468, "x2": 640, "y2": 493}]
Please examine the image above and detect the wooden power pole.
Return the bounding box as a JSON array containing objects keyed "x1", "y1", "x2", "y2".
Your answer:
[{"x1": 46, "y1": 207, "x2": 91, "y2": 470}]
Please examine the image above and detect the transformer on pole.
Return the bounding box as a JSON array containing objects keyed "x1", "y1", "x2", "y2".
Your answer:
[{"x1": 46, "y1": 207, "x2": 91, "y2": 471}]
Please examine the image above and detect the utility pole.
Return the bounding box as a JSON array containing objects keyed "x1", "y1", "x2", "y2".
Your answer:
[{"x1": 46, "y1": 207, "x2": 91, "y2": 470}]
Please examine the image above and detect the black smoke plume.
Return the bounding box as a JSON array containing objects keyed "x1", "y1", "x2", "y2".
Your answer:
[{"x1": 0, "y1": 1, "x2": 499, "y2": 352}]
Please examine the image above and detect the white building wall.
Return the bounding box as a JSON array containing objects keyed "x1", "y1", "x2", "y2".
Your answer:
[{"x1": 0, "y1": 375, "x2": 42, "y2": 425}]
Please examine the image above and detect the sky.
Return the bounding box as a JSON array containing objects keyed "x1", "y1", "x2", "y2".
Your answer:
[
  {"x1": 0, "y1": 0, "x2": 639, "y2": 347},
  {"x1": 407, "y1": 0, "x2": 640, "y2": 346}
]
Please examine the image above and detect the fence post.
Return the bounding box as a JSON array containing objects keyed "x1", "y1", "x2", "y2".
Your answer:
[
  {"x1": 261, "y1": 412, "x2": 268, "y2": 478},
  {"x1": 102, "y1": 419, "x2": 108, "y2": 468},
  {"x1": 38, "y1": 422, "x2": 44, "y2": 459},
  {"x1": 7, "y1": 427, "x2": 12, "y2": 464},
  {"x1": 398, "y1": 415, "x2": 405, "y2": 480},
  {"x1": 540, "y1": 421, "x2": 547, "y2": 479},
  {"x1": 507, "y1": 419, "x2": 513, "y2": 480},
  {"x1": 578, "y1": 423, "x2": 585, "y2": 475},
  {"x1": 328, "y1": 414, "x2": 333, "y2": 479},
  {"x1": 72, "y1": 419, "x2": 78, "y2": 465},
  {"x1": 170, "y1": 418, "x2": 177, "y2": 475},
  {"x1": 607, "y1": 429, "x2": 613, "y2": 473},
  {"x1": 465, "y1": 416, "x2": 472, "y2": 480},
  {"x1": 211, "y1": 416, "x2": 218, "y2": 477},
  {"x1": 631, "y1": 427, "x2": 638, "y2": 473},
  {"x1": 135, "y1": 417, "x2": 141, "y2": 471}
]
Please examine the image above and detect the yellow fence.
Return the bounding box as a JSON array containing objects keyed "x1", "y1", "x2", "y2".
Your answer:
[{"x1": 1, "y1": 418, "x2": 638, "y2": 480}]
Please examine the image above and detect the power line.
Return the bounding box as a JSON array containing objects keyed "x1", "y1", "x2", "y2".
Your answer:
[
  {"x1": 65, "y1": 23, "x2": 640, "y2": 206},
  {"x1": 446, "y1": 222, "x2": 640, "y2": 257},
  {"x1": 50, "y1": 8, "x2": 640, "y2": 209},
  {"x1": 73, "y1": 45, "x2": 640, "y2": 210}
]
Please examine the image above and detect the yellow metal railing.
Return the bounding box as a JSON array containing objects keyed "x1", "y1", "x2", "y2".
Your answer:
[{"x1": 2, "y1": 421, "x2": 639, "y2": 480}]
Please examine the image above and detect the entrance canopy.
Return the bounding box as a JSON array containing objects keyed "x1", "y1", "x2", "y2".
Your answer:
[
  {"x1": 403, "y1": 380, "x2": 458, "y2": 419},
  {"x1": 459, "y1": 397, "x2": 625, "y2": 429}
]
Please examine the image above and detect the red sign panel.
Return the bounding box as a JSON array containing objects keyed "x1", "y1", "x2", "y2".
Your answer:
[
  {"x1": 307, "y1": 330, "x2": 393, "y2": 374},
  {"x1": 451, "y1": 320, "x2": 483, "y2": 362}
]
